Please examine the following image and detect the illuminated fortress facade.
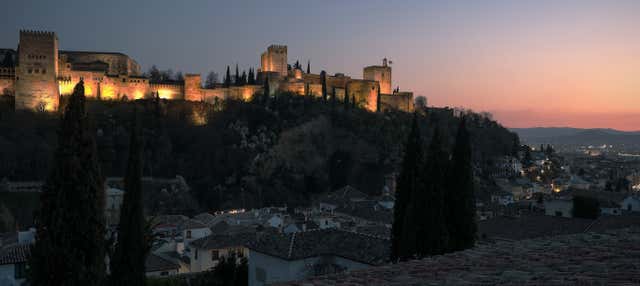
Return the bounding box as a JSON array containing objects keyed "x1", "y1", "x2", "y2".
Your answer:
[{"x1": 0, "y1": 30, "x2": 413, "y2": 112}]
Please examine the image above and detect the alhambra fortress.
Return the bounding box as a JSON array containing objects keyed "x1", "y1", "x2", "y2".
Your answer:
[{"x1": 0, "y1": 30, "x2": 414, "y2": 112}]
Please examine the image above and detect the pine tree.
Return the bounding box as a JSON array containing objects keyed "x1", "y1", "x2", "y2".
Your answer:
[
  {"x1": 417, "y1": 128, "x2": 450, "y2": 256},
  {"x1": 30, "y1": 81, "x2": 106, "y2": 286},
  {"x1": 109, "y1": 111, "x2": 146, "y2": 286},
  {"x1": 306, "y1": 60, "x2": 310, "y2": 74},
  {"x1": 445, "y1": 117, "x2": 477, "y2": 252},
  {"x1": 320, "y1": 71, "x2": 327, "y2": 102},
  {"x1": 391, "y1": 113, "x2": 423, "y2": 261},
  {"x1": 205, "y1": 71, "x2": 218, "y2": 89},
  {"x1": 224, "y1": 66, "x2": 231, "y2": 88}
]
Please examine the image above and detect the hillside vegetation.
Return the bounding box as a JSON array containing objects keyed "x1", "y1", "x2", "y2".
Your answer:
[{"x1": 0, "y1": 94, "x2": 518, "y2": 216}]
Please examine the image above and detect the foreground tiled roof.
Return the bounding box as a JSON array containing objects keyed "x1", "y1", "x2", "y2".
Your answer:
[
  {"x1": 191, "y1": 232, "x2": 258, "y2": 250},
  {"x1": 249, "y1": 229, "x2": 389, "y2": 266},
  {"x1": 276, "y1": 227, "x2": 640, "y2": 285},
  {"x1": 145, "y1": 253, "x2": 179, "y2": 272},
  {"x1": 0, "y1": 244, "x2": 30, "y2": 265}
]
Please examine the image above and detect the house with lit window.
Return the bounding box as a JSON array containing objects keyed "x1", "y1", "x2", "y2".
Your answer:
[
  {"x1": 179, "y1": 219, "x2": 211, "y2": 249},
  {"x1": 0, "y1": 244, "x2": 30, "y2": 286},
  {"x1": 247, "y1": 229, "x2": 389, "y2": 286},
  {"x1": 188, "y1": 232, "x2": 257, "y2": 273}
]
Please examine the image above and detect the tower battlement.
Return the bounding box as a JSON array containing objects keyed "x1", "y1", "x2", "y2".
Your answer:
[{"x1": 19, "y1": 30, "x2": 57, "y2": 39}]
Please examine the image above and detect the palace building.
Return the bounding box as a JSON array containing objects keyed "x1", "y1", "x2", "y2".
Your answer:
[{"x1": 0, "y1": 30, "x2": 413, "y2": 113}]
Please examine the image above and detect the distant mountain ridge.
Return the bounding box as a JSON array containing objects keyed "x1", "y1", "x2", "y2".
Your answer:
[{"x1": 511, "y1": 127, "x2": 640, "y2": 146}]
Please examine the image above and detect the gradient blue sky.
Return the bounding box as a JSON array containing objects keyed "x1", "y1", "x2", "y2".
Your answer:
[{"x1": 2, "y1": 0, "x2": 639, "y2": 130}]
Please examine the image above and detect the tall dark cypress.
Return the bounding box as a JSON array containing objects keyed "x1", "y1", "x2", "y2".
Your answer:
[
  {"x1": 306, "y1": 60, "x2": 310, "y2": 74},
  {"x1": 224, "y1": 66, "x2": 231, "y2": 88},
  {"x1": 241, "y1": 71, "x2": 247, "y2": 85},
  {"x1": 446, "y1": 118, "x2": 477, "y2": 251},
  {"x1": 376, "y1": 85, "x2": 381, "y2": 112},
  {"x1": 417, "y1": 128, "x2": 449, "y2": 256},
  {"x1": 391, "y1": 113, "x2": 423, "y2": 261},
  {"x1": 320, "y1": 70, "x2": 327, "y2": 102},
  {"x1": 248, "y1": 68, "x2": 255, "y2": 85},
  {"x1": 110, "y1": 111, "x2": 146, "y2": 286},
  {"x1": 235, "y1": 64, "x2": 240, "y2": 86},
  {"x1": 263, "y1": 75, "x2": 270, "y2": 106},
  {"x1": 30, "y1": 81, "x2": 106, "y2": 285},
  {"x1": 343, "y1": 84, "x2": 349, "y2": 109}
]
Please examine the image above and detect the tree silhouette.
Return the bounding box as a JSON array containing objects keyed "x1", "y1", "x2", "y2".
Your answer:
[
  {"x1": 110, "y1": 111, "x2": 146, "y2": 286},
  {"x1": 30, "y1": 81, "x2": 106, "y2": 285}
]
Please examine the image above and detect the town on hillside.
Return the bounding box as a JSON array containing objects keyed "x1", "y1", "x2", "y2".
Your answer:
[{"x1": 2, "y1": 2, "x2": 640, "y2": 285}]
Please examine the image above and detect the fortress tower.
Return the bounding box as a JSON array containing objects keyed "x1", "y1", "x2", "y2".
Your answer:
[
  {"x1": 261, "y1": 45, "x2": 287, "y2": 76},
  {"x1": 15, "y1": 30, "x2": 60, "y2": 111},
  {"x1": 363, "y1": 58, "x2": 392, "y2": 94}
]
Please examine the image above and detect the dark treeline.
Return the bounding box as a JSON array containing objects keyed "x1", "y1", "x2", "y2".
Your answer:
[
  {"x1": 391, "y1": 115, "x2": 477, "y2": 260},
  {"x1": 0, "y1": 91, "x2": 518, "y2": 216}
]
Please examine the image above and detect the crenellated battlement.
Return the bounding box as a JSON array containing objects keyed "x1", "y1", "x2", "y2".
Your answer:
[{"x1": 19, "y1": 30, "x2": 57, "y2": 39}]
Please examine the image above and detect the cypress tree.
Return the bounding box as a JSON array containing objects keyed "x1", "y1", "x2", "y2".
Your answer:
[
  {"x1": 376, "y1": 85, "x2": 381, "y2": 112},
  {"x1": 445, "y1": 118, "x2": 477, "y2": 252},
  {"x1": 306, "y1": 60, "x2": 310, "y2": 74},
  {"x1": 351, "y1": 96, "x2": 356, "y2": 109},
  {"x1": 417, "y1": 128, "x2": 449, "y2": 256},
  {"x1": 263, "y1": 75, "x2": 270, "y2": 106},
  {"x1": 241, "y1": 71, "x2": 247, "y2": 86},
  {"x1": 109, "y1": 111, "x2": 146, "y2": 286},
  {"x1": 248, "y1": 68, "x2": 255, "y2": 85},
  {"x1": 30, "y1": 81, "x2": 106, "y2": 286},
  {"x1": 224, "y1": 66, "x2": 231, "y2": 88},
  {"x1": 343, "y1": 84, "x2": 349, "y2": 109},
  {"x1": 235, "y1": 64, "x2": 240, "y2": 86},
  {"x1": 320, "y1": 70, "x2": 327, "y2": 102},
  {"x1": 391, "y1": 113, "x2": 423, "y2": 261}
]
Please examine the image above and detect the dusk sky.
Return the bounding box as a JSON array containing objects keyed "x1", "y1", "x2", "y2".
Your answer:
[{"x1": 2, "y1": 0, "x2": 638, "y2": 130}]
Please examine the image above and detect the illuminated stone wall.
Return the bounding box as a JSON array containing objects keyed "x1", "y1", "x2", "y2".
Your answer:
[
  {"x1": 201, "y1": 85, "x2": 262, "y2": 103},
  {"x1": 364, "y1": 65, "x2": 392, "y2": 94},
  {"x1": 15, "y1": 30, "x2": 60, "y2": 111},
  {"x1": 380, "y1": 92, "x2": 414, "y2": 112},
  {"x1": 150, "y1": 83, "x2": 183, "y2": 100},
  {"x1": 261, "y1": 45, "x2": 287, "y2": 76},
  {"x1": 59, "y1": 73, "x2": 150, "y2": 100},
  {"x1": 347, "y1": 80, "x2": 379, "y2": 112},
  {"x1": 184, "y1": 74, "x2": 202, "y2": 101}
]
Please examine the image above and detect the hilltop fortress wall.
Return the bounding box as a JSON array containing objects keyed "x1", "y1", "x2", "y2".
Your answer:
[{"x1": 3, "y1": 30, "x2": 413, "y2": 113}]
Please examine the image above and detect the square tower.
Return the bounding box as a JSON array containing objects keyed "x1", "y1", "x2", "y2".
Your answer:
[
  {"x1": 261, "y1": 45, "x2": 287, "y2": 76},
  {"x1": 363, "y1": 58, "x2": 392, "y2": 94},
  {"x1": 15, "y1": 30, "x2": 60, "y2": 111}
]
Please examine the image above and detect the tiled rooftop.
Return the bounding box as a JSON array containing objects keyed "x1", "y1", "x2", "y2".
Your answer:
[
  {"x1": 249, "y1": 229, "x2": 389, "y2": 266},
  {"x1": 0, "y1": 244, "x2": 30, "y2": 265},
  {"x1": 276, "y1": 227, "x2": 640, "y2": 285}
]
